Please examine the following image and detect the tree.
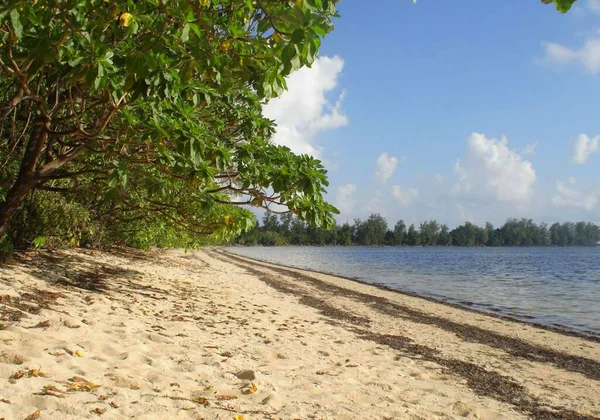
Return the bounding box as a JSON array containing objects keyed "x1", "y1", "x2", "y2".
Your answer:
[
  {"x1": 262, "y1": 212, "x2": 280, "y2": 233},
  {"x1": 337, "y1": 222, "x2": 353, "y2": 246},
  {"x1": 0, "y1": 0, "x2": 340, "y2": 245},
  {"x1": 406, "y1": 224, "x2": 419, "y2": 246},
  {"x1": 419, "y1": 220, "x2": 440, "y2": 246},
  {"x1": 354, "y1": 214, "x2": 388, "y2": 246},
  {"x1": 437, "y1": 224, "x2": 452, "y2": 246},
  {"x1": 392, "y1": 219, "x2": 407, "y2": 245}
]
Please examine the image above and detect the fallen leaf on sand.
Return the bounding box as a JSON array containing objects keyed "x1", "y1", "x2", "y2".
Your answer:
[
  {"x1": 91, "y1": 407, "x2": 106, "y2": 415},
  {"x1": 24, "y1": 409, "x2": 41, "y2": 420},
  {"x1": 217, "y1": 394, "x2": 238, "y2": 401},
  {"x1": 9, "y1": 368, "x2": 47, "y2": 382},
  {"x1": 109, "y1": 401, "x2": 119, "y2": 408},
  {"x1": 25, "y1": 320, "x2": 51, "y2": 329},
  {"x1": 34, "y1": 384, "x2": 66, "y2": 398},
  {"x1": 0, "y1": 398, "x2": 11, "y2": 404},
  {"x1": 191, "y1": 396, "x2": 209, "y2": 405},
  {"x1": 234, "y1": 415, "x2": 246, "y2": 420},
  {"x1": 242, "y1": 383, "x2": 258, "y2": 395},
  {"x1": 66, "y1": 376, "x2": 101, "y2": 392}
]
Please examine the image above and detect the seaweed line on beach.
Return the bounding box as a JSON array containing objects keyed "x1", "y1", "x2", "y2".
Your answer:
[
  {"x1": 216, "y1": 250, "x2": 600, "y2": 420},
  {"x1": 219, "y1": 251, "x2": 600, "y2": 383}
]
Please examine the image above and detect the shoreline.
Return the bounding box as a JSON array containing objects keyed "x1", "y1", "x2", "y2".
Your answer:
[
  {"x1": 1, "y1": 248, "x2": 599, "y2": 419},
  {"x1": 223, "y1": 247, "x2": 600, "y2": 343}
]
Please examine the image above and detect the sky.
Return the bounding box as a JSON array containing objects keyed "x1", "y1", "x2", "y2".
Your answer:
[{"x1": 262, "y1": 0, "x2": 600, "y2": 228}]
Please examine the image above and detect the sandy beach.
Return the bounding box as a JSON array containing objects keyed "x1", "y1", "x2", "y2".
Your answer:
[{"x1": 1, "y1": 248, "x2": 599, "y2": 420}]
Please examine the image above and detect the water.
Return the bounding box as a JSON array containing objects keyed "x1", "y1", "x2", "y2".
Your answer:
[{"x1": 227, "y1": 246, "x2": 600, "y2": 337}]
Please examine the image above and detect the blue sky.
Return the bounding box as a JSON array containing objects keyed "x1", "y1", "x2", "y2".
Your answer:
[{"x1": 263, "y1": 0, "x2": 600, "y2": 227}]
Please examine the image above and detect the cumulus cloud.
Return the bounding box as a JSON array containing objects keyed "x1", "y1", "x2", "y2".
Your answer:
[
  {"x1": 539, "y1": 39, "x2": 600, "y2": 73},
  {"x1": 451, "y1": 133, "x2": 536, "y2": 204},
  {"x1": 456, "y1": 203, "x2": 475, "y2": 223},
  {"x1": 552, "y1": 177, "x2": 599, "y2": 211},
  {"x1": 374, "y1": 152, "x2": 404, "y2": 183},
  {"x1": 363, "y1": 191, "x2": 384, "y2": 215},
  {"x1": 522, "y1": 142, "x2": 538, "y2": 156},
  {"x1": 391, "y1": 185, "x2": 419, "y2": 208},
  {"x1": 335, "y1": 184, "x2": 357, "y2": 215},
  {"x1": 263, "y1": 56, "x2": 348, "y2": 157},
  {"x1": 572, "y1": 133, "x2": 600, "y2": 164}
]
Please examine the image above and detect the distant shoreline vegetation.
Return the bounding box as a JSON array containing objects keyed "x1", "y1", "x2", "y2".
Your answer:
[{"x1": 233, "y1": 213, "x2": 600, "y2": 247}]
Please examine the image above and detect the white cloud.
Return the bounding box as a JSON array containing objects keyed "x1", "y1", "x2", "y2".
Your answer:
[
  {"x1": 263, "y1": 56, "x2": 348, "y2": 157},
  {"x1": 552, "y1": 177, "x2": 599, "y2": 211},
  {"x1": 522, "y1": 142, "x2": 538, "y2": 156},
  {"x1": 433, "y1": 174, "x2": 445, "y2": 184},
  {"x1": 456, "y1": 203, "x2": 475, "y2": 223},
  {"x1": 374, "y1": 152, "x2": 403, "y2": 183},
  {"x1": 572, "y1": 133, "x2": 600, "y2": 164},
  {"x1": 539, "y1": 39, "x2": 600, "y2": 74},
  {"x1": 335, "y1": 184, "x2": 357, "y2": 215},
  {"x1": 451, "y1": 133, "x2": 536, "y2": 204},
  {"x1": 363, "y1": 191, "x2": 384, "y2": 215},
  {"x1": 391, "y1": 185, "x2": 419, "y2": 208}
]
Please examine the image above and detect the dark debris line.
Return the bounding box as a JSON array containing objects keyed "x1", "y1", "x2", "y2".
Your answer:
[
  {"x1": 216, "y1": 251, "x2": 600, "y2": 420},
  {"x1": 223, "y1": 252, "x2": 600, "y2": 382}
]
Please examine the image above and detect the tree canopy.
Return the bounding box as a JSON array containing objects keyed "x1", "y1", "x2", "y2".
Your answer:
[
  {"x1": 0, "y1": 0, "x2": 577, "y2": 254},
  {"x1": 237, "y1": 213, "x2": 600, "y2": 247},
  {"x1": 0, "y1": 0, "x2": 343, "y2": 251}
]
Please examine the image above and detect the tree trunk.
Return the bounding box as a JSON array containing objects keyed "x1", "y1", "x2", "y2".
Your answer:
[{"x1": 0, "y1": 119, "x2": 49, "y2": 238}]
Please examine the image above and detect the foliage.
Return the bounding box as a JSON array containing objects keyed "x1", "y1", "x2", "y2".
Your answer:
[
  {"x1": 234, "y1": 213, "x2": 600, "y2": 247},
  {"x1": 0, "y1": 0, "x2": 340, "y2": 253},
  {"x1": 542, "y1": 0, "x2": 577, "y2": 13},
  {"x1": 0, "y1": 0, "x2": 576, "y2": 256}
]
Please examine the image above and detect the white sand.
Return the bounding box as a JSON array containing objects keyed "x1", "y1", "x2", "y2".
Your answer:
[{"x1": 0, "y1": 248, "x2": 599, "y2": 419}]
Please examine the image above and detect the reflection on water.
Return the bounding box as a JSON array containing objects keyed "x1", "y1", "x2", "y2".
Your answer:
[{"x1": 228, "y1": 246, "x2": 600, "y2": 336}]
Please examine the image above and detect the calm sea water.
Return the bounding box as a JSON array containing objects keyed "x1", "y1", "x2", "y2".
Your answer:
[{"x1": 228, "y1": 246, "x2": 600, "y2": 336}]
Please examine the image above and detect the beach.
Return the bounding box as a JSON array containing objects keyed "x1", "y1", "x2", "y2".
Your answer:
[{"x1": 1, "y1": 248, "x2": 599, "y2": 420}]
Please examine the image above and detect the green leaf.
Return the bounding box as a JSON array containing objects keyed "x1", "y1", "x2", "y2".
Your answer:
[
  {"x1": 9, "y1": 9, "x2": 23, "y2": 39},
  {"x1": 181, "y1": 24, "x2": 190, "y2": 43},
  {"x1": 292, "y1": 28, "x2": 305, "y2": 43}
]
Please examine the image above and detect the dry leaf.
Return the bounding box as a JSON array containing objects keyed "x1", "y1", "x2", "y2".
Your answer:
[
  {"x1": 9, "y1": 368, "x2": 47, "y2": 381},
  {"x1": 109, "y1": 401, "x2": 119, "y2": 408},
  {"x1": 91, "y1": 407, "x2": 106, "y2": 415},
  {"x1": 242, "y1": 383, "x2": 258, "y2": 395},
  {"x1": 0, "y1": 398, "x2": 11, "y2": 404},
  {"x1": 234, "y1": 415, "x2": 246, "y2": 420},
  {"x1": 34, "y1": 385, "x2": 66, "y2": 399},
  {"x1": 26, "y1": 320, "x2": 51, "y2": 329},
  {"x1": 191, "y1": 396, "x2": 209, "y2": 405},
  {"x1": 66, "y1": 376, "x2": 101, "y2": 392},
  {"x1": 217, "y1": 394, "x2": 238, "y2": 401},
  {"x1": 24, "y1": 409, "x2": 41, "y2": 420},
  {"x1": 74, "y1": 350, "x2": 84, "y2": 357}
]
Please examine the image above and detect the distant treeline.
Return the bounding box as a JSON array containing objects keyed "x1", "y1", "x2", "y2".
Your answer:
[{"x1": 234, "y1": 213, "x2": 600, "y2": 247}]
